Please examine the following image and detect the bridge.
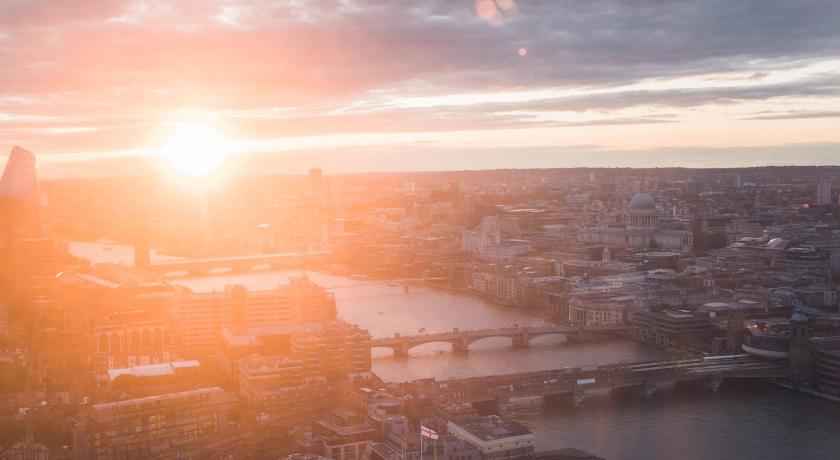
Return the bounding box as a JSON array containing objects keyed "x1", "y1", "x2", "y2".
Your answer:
[
  {"x1": 324, "y1": 277, "x2": 447, "y2": 291},
  {"x1": 372, "y1": 324, "x2": 628, "y2": 356},
  {"x1": 425, "y1": 354, "x2": 789, "y2": 408},
  {"x1": 147, "y1": 251, "x2": 330, "y2": 276}
]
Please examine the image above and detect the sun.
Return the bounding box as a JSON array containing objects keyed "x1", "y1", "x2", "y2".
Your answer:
[{"x1": 160, "y1": 123, "x2": 228, "y2": 177}]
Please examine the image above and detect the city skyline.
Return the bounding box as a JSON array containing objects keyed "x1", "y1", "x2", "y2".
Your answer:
[
  {"x1": 3, "y1": 0, "x2": 840, "y2": 177},
  {"x1": 4, "y1": 3, "x2": 840, "y2": 460}
]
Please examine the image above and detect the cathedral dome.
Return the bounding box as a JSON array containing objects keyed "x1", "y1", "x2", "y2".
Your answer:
[{"x1": 629, "y1": 192, "x2": 655, "y2": 210}]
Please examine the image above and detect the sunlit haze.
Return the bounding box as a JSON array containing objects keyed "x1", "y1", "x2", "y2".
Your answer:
[{"x1": 3, "y1": 3, "x2": 840, "y2": 460}]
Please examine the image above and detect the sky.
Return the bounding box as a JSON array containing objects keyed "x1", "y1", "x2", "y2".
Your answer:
[{"x1": 2, "y1": 0, "x2": 840, "y2": 177}]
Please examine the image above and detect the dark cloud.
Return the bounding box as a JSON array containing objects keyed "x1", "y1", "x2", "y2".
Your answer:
[{"x1": 4, "y1": 0, "x2": 840, "y2": 95}]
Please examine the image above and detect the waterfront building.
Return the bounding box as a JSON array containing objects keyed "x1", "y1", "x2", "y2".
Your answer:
[
  {"x1": 631, "y1": 308, "x2": 715, "y2": 349},
  {"x1": 173, "y1": 274, "x2": 336, "y2": 352},
  {"x1": 446, "y1": 415, "x2": 535, "y2": 460},
  {"x1": 566, "y1": 283, "x2": 639, "y2": 325},
  {"x1": 290, "y1": 320, "x2": 373, "y2": 381},
  {"x1": 223, "y1": 320, "x2": 373, "y2": 423}
]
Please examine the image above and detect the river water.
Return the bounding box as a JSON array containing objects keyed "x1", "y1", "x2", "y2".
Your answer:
[{"x1": 70, "y1": 243, "x2": 840, "y2": 460}]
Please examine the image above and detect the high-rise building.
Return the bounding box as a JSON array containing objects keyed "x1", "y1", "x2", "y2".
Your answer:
[
  {"x1": 816, "y1": 180, "x2": 832, "y2": 205},
  {"x1": 1, "y1": 146, "x2": 40, "y2": 246},
  {"x1": 0, "y1": 299, "x2": 7, "y2": 340}
]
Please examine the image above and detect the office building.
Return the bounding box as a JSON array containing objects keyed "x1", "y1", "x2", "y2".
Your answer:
[
  {"x1": 77, "y1": 387, "x2": 233, "y2": 459},
  {"x1": 173, "y1": 275, "x2": 336, "y2": 352}
]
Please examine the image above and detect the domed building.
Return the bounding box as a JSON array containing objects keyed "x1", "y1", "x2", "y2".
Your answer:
[
  {"x1": 578, "y1": 192, "x2": 693, "y2": 253},
  {"x1": 627, "y1": 192, "x2": 658, "y2": 231}
]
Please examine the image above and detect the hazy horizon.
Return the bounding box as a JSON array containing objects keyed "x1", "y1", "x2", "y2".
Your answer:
[
  {"x1": 4, "y1": 142, "x2": 840, "y2": 179},
  {"x1": 3, "y1": 0, "x2": 840, "y2": 177}
]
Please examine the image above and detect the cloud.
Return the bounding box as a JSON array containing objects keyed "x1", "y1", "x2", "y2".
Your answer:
[
  {"x1": 741, "y1": 110, "x2": 840, "y2": 120},
  {"x1": 1, "y1": 0, "x2": 840, "y2": 162}
]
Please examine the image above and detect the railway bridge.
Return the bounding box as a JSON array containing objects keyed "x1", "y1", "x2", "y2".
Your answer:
[{"x1": 429, "y1": 354, "x2": 789, "y2": 409}]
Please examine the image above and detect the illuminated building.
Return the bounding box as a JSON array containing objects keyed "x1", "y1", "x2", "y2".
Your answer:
[{"x1": 173, "y1": 274, "x2": 336, "y2": 352}]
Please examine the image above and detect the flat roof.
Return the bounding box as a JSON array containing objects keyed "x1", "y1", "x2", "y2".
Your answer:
[
  {"x1": 453, "y1": 415, "x2": 532, "y2": 441},
  {"x1": 107, "y1": 360, "x2": 200, "y2": 381}
]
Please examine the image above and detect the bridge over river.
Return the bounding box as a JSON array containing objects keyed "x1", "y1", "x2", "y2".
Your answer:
[
  {"x1": 418, "y1": 354, "x2": 789, "y2": 409},
  {"x1": 147, "y1": 251, "x2": 330, "y2": 275},
  {"x1": 372, "y1": 324, "x2": 628, "y2": 356}
]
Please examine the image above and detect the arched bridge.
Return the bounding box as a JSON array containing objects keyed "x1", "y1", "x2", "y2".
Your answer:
[{"x1": 372, "y1": 324, "x2": 628, "y2": 356}]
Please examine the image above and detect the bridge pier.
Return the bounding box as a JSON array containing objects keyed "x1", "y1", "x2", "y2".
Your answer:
[
  {"x1": 543, "y1": 391, "x2": 573, "y2": 407},
  {"x1": 452, "y1": 338, "x2": 469, "y2": 354},
  {"x1": 611, "y1": 383, "x2": 643, "y2": 397},
  {"x1": 393, "y1": 343, "x2": 410, "y2": 357},
  {"x1": 565, "y1": 329, "x2": 586, "y2": 343},
  {"x1": 643, "y1": 381, "x2": 657, "y2": 398},
  {"x1": 708, "y1": 375, "x2": 723, "y2": 392},
  {"x1": 512, "y1": 333, "x2": 530, "y2": 348}
]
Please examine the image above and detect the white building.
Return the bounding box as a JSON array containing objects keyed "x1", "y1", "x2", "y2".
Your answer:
[
  {"x1": 462, "y1": 216, "x2": 501, "y2": 252},
  {"x1": 462, "y1": 217, "x2": 531, "y2": 261},
  {"x1": 447, "y1": 415, "x2": 535, "y2": 460}
]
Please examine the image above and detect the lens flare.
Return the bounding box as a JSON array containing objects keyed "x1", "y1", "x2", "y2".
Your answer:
[{"x1": 160, "y1": 123, "x2": 228, "y2": 177}]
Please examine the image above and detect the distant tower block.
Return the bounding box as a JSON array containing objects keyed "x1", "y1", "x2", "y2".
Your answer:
[
  {"x1": 309, "y1": 167, "x2": 322, "y2": 183},
  {"x1": 816, "y1": 180, "x2": 832, "y2": 205},
  {"x1": 0, "y1": 145, "x2": 41, "y2": 237},
  {"x1": 307, "y1": 168, "x2": 325, "y2": 197}
]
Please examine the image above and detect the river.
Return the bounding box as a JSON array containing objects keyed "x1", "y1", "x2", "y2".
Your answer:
[{"x1": 70, "y1": 243, "x2": 840, "y2": 460}]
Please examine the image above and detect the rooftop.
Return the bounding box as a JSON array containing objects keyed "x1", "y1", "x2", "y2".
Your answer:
[{"x1": 453, "y1": 415, "x2": 533, "y2": 441}]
